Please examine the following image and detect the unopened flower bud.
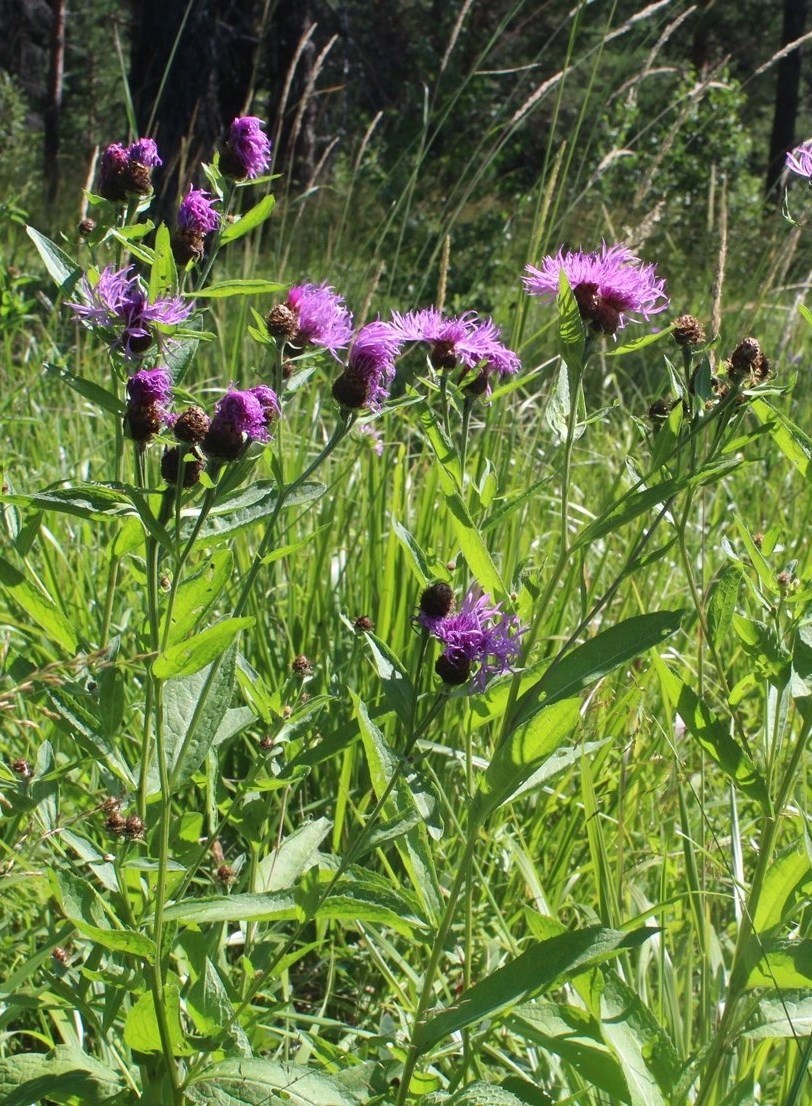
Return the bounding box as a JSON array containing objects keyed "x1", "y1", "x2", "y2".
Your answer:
[
  {"x1": 162, "y1": 446, "x2": 204, "y2": 487},
  {"x1": 332, "y1": 373, "x2": 369, "y2": 410},
  {"x1": 10, "y1": 758, "x2": 32, "y2": 779},
  {"x1": 291, "y1": 654, "x2": 312, "y2": 677},
  {"x1": 419, "y1": 581, "x2": 455, "y2": 620},
  {"x1": 216, "y1": 863, "x2": 235, "y2": 885},
  {"x1": 354, "y1": 615, "x2": 374, "y2": 632},
  {"x1": 435, "y1": 652, "x2": 472, "y2": 685},
  {"x1": 266, "y1": 304, "x2": 299, "y2": 343},
  {"x1": 673, "y1": 314, "x2": 705, "y2": 347},
  {"x1": 106, "y1": 811, "x2": 126, "y2": 835},
  {"x1": 78, "y1": 217, "x2": 96, "y2": 238},
  {"x1": 124, "y1": 815, "x2": 145, "y2": 840}
]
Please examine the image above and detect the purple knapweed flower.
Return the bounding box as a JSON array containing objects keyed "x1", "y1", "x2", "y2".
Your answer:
[
  {"x1": 125, "y1": 366, "x2": 173, "y2": 443},
  {"x1": 332, "y1": 321, "x2": 402, "y2": 410},
  {"x1": 178, "y1": 186, "x2": 220, "y2": 236},
  {"x1": 420, "y1": 587, "x2": 525, "y2": 690},
  {"x1": 357, "y1": 424, "x2": 384, "y2": 456},
  {"x1": 523, "y1": 243, "x2": 668, "y2": 335},
  {"x1": 98, "y1": 138, "x2": 162, "y2": 202},
  {"x1": 220, "y1": 116, "x2": 272, "y2": 180},
  {"x1": 390, "y1": 308, "x2": 520, "y2": 382},
  {"x1": 69, "y1": 265, "x2": 193, "y2": 358},
  {"x1": 786, "y1": 140, "x2": 812, "y2": 179},
  {"x1": 202, "y1": 385, "x2": 280, "y2": 461},
  {"x1": 287, "y1": 282, "x2": 354, "y2": 358}
]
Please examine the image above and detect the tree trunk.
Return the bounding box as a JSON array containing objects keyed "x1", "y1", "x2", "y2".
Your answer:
[
  {"x1": 766, "y1": 0, "x2": 808, "y2": 196},
  {"x1": 43, "y1": 0, "x2": 66, "y2": 205}
]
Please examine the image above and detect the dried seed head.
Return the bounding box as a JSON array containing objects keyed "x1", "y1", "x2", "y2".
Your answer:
[
  {"x1": 419, "y1": 581, "x2": 455, "y2": 620},
  {"x1": 216, "y1": 863, "x2": 235, "y2": 885},
  {"x1": 173, "y1": 406, "x2": 211, "y2": 444},
  {"x1": 161, "y1": 446, "x2": 204, "y2": 488},
  {"x1": 171, "y1": 229, "x2": 205, "y2": 267},
  {"x1": 124, "y1": 815, "x2": 145, "y2": 840},
  {"x1": 291, "y1": 654, "x2": 312, "y2": 677},
  {"x1": 673, "y1": 314, "x2": 705, "y2": 347},
  {"x1": 10, "y1": 758, "x2": 32, "y2": 780},
  {"x1": 101, "y1": 796, "x2": 121, "y2": 814},
  {"x1": 106, "y1": 811, "x2": 127, "y2": 836},
  {"x1": 435, "y1": 652, "x2": 472, "y2": 685},
  {"x1": 728, "y1": 337, "x2": 762, "y2": 379},
  {"x1": 266, "y1": 304, "x2": 299, "y2": 342}
]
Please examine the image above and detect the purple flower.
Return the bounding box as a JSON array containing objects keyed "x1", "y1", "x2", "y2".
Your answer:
[
  {"x1": 221, "y1": 116, "x2": 272, "y2": 180},
  {"x1": 357, "y1": 424, "x2": 384, "y2": 456},
  {"x1": 420, "y1": 588, "x2": 525, "y2": 690},
  {"x1": 128, "y1": 138, "x2": 162, "y2": 168},
  {"x1": 177, "y1": 186, "x2": 220, "y2": 236},
  {"x1": 288, "y1": 282, "x2": 354, "y2": 358},
  {"x1": 787, "y1": 140, "x2": 812, "y2": 179},
  {"x1": 125, "y1": 367, "x2": 173, "y2": 442},
  {"x1": 523, "y1": 243, "x2": 668, "y2": 334},
  {"x1": 68, "y1": 265, "x2": 193, "y2": 358},
  {"x1": 203, "y1": 385, "x2": 280, "y2": 461},
  {"x1": 390, "y1": 308, "x2": 520, "y2": 380},
  {"x1": 335, "y1": 321, "x2": 401, "y2": 410}
]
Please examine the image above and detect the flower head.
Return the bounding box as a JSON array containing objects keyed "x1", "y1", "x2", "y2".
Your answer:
[
  {"x1": 177, "y1": 186, "x2": 220, "y2": 236},
  {"x1": 390, "y1": 308, "x2": 520, "y2": 381},
  {"x1": 69, "y1": 265, "x2": 193, "y2": 358},
  {"x1": 125, "y1": 367, "x2": 173, "y2": 443},
  {"x1": 287, "y1": 282, "x2": 354, "y2": 358},
  {"x1": 202, "y1": 385, "x2": 280, "y2": 461},
  {"x1": 333, "y1": 321, "x2": 401, "y2": 410},
  {"x1": 523, "y1": 243, "x2": 668, "y2": 334},
  {"x1": 786, "y1": 140, "x2": 812, "y2": 179},
  {"x1": 98, "y1": 138, "x2": 161, "y2": 201},
  {"x1": 420, "y1": 587, "x2": 525, "y2": 690},
  {"x1": 220, "y1": 116, "x2": 272, "y2": 180}
]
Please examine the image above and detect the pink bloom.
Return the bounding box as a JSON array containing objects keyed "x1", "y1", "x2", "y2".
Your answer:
[
  {"x1": 390, "y1": 307, "x2": 520, "y2": 379},
  {"x1": 223, "y1": 116, "x2": 272, "y2": 180},
  {"x1": 523, "y1": 243, "x2": 668, "y2": 333},
  {"x1": 421, "y1": 588, "x2": 525, "y2": 690},
  {"x1": 178, "y1": 186, "x2": 220, "y2": 235},
  {"x1": 288, "y1": 282, "x2": 354, "y2": 358},
  {"x1": 787, "y1": 140, "x2": 812, "y2": 179}
]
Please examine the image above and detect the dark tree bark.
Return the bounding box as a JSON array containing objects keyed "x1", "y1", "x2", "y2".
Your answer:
[
  {"x1": 766, "y1": 0, "x2": 808, "y2": 196},
  {"x1": 43, "y1": 0, "x2": 67, "y2": 205},
  {"x1": 129, "y1": 0, "x2": 263, "y2": 215}
]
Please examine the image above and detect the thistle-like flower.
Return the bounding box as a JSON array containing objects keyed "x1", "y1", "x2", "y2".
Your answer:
[
  {"x1": 332, "y1": 321, "x2": 402, "y2": 411},
  {"x1": 786, "y1": 140, "x2": 812, "y2": 179},
  {"x1": 419, "y1": 587, "x2": 525, "y2": 690},
  {"x1": 173, "y1": 186, "x2": 220, "y2": 264},
  {"x1": 523, "y1": 243, "x2": 668, "y2": 335},
  {"x1": 286, "y1": 283, "x2": 354, "y2": 358},
  {"x1": 69, "y1": 265, "x2": 193, "y2": 358},
  {"x1": 125, "y1": 367, "x2": 173, "y2": 443},
  {"x1": 390, "y1": 308, "x2": 520, "y2": 385},
  {"x1": 202, "y1": 385, "x2": 280, "y2": 461},
  {"x1": 220, "y1": 116, "x2": 272, "y2": 180},
  {"x1": 98, "y1": 138, "x2": 162, "y2": 202}
]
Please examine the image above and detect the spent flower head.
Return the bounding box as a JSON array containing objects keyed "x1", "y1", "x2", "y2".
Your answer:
[
  {"x1": 419, "y1": 587, "x2": 525, "y2": 690},
  {"x1": 287, "y1": 283, "x2": 354, "y2": 358},
  {"x1": 523, "y1": 243, "x2": 668, "y2": 335},
  {"x1": 69, "y1": 265, "x2": 193, "y2": 359},
  {"x1": 221, "y1": 116, "x2": 272, "y2": 180},
  {"x1": 786, "y1": 140, "x2": 812, "y2": 179}
]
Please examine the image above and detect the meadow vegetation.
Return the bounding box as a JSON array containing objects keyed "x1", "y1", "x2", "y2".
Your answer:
[{"x1": 3, "y1": 2, "x2": 812, "y2": 1104}]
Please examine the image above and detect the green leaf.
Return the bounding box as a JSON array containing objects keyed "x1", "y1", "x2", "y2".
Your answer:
[
  {"x1": 0, "y1": 483, "x2": 137, "y2": 522},
  {"x1": 605, "y1": 325, "x2": 674, "y2": 358},
  {"x1": 392, "y1": 516, "x2": 439, "y2": 585},
  {"x1": 26, "y1": 225, "x2": 83, "y2": 293},
  {"x1": 745, "y1": 993, "x2": 812, "y2": 1038},
  {"x1": 52, "y1": 868, "x2": 155, "y2": 961},
  {"x1": 415, "y1": 925, "x2": 657, "y2": 1053},
  {"x1": 164, "y1": 890, "x2": 300, "y2": 926},
  {"x1": 187, "y1": 958, "x2": 252, "y2": 1056},
  {"x1": 509, "y1": 1000, "x2": 630, "y2": 1103},
  {"x1": 420, "y1": 403, "x2": 462, "y2": 490},
  {"x1": 707, "y1": 565, "x2": 742, "y2": 657},
  {"x1": 441, "y1": 1085, "x2": 529, "y2": 1106},
  {"x1": 154, "y1": 618, "x2": 253, "y2": 680},
  {"x1": 791, "y1": 624, "x2": 812, "y2": 700},
  {"x1": 754, "y1": 843, "x2": 812, "y2": 933},
  {"x1": 218, "y1": 194, "x2": 277, "y2": 245},
  {"x1": 557, "y1": 269, "x2": 584, "y2": 362},
  {"x1": 746, "y1": 937, "x2": 812, "y2": 990},
  {"x1": 149, "y1": 222, "x2": 178, "y2": 300},
  {"x1": 655, "y1": 659, "x2": 769, "y2": 809},
  {"x1": 473, "y1": 698, "x2": 582, "y2": 820},
  {"x1": 319, "y1": 871, "x2": 429, "y2": 937},
  {"x1": 0, "y1": 556, "x2": 77, "y2": 654},
  {"x1": 358, "y1": 633, "x2": 415, "y2": 727},
  {"x1": 751, "y1": 397, "x2": 812, "y2": 480},
  {"x1": 188, "y1": 481, "x2": 325, "y2": 545},
  {"x1": 43, "y1": 361, "x2": 124, "y2": 415},
  {"x1": 0, "y1": 1047, "x2": 121, "y2": 1106},
  {"x1": 256, "y1": 818, "x2": 331, "y2": 892},
  {"x1": 512, "y1": 610, "x2": 684, "y2": 730},
  {"x1": 164, "y1": 644, "x2": 240, "y2": 790},
  {"x1": 162, "y1": 549, "x2": 234, "y2": 646},
  {"x1": 187, "y1": 1058, "x2": 363, "y2": 1106},
  {"x1": 124, "y1": 981, "x2": 194, "y2": 1055},
  {"x1": 192, "y1": 277, "x2": 286, "y2": 298}
]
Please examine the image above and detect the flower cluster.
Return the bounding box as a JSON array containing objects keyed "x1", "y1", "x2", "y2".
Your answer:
[
  {"x1": 418, "y1": 583, "x2": 525, "y2": 690},
  {"x1": 523, "y1": 243, "x2": 668, "y2": 335},
  {"x1": 173, "y1": 186, "x2": 220, "y2": 265},
  {"x1": 69, "y1": 265, "x2": 193, "y2": 359},
  {"x1": 98, "y1": 138, "x2": 161, "y2": 203},
  {"x1": 220, "y1": 116, "x2": 272, "y2": 180}
]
